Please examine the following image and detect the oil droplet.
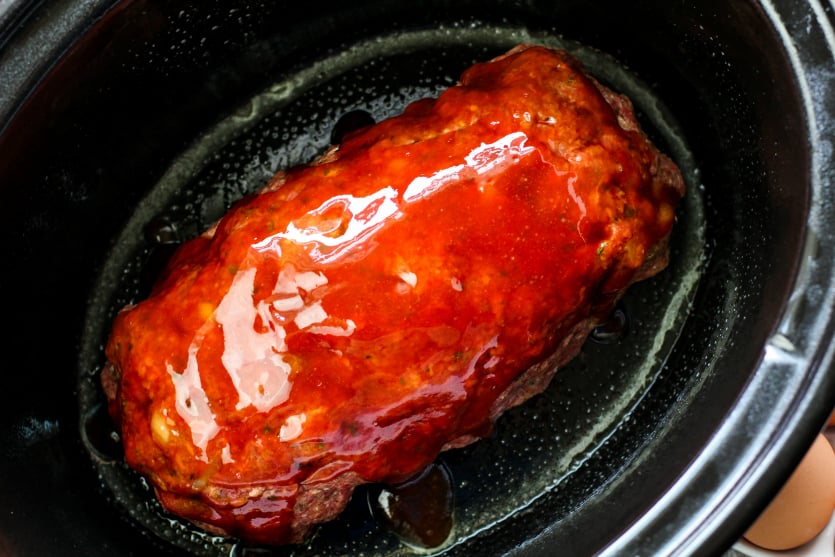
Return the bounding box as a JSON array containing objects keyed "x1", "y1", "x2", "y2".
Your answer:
[
  {"x1": 368, "y1": 461, "x2": 455, "y2": 551},
  {"x1": 330, "y1": 109, "x2": 375, "y2": 144},
  {"x1": 230, "y1": 543, "x2": 281, "y2": 557},
  {"x1": 81, "y1": 403, "x2": 122, "y2": 462},
  {"x1": 144, "y1": 214, "x2": 183, "y2": 245},
  {"x1": 590, "y1": 302, "x2": 629, "y2": 344}
]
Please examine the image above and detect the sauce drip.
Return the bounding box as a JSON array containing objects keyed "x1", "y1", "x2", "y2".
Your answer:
[{"x1": 369, "y1": 462, "x2": 455, "y2": 550}]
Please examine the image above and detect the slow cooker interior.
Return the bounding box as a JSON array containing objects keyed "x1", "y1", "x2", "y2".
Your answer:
[{"x1": 0, "y1": 1, "x2": 827, "y2": 556}]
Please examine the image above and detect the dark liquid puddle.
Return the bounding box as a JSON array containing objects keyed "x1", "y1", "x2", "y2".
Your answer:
[
  {"x1": 369, "y1": 463, "x2": 456, "y2": 552},
  {"x1": 590, "y1": 302, "x2": 630, "y2": 344},
  {"x1": 81, "y1": 403, "x2": 123, "y2": 463}
]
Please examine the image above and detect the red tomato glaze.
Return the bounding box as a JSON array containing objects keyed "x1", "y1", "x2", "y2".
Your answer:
[{"x1": 104, "y1": 45, "x2": 684, "y2": 545}]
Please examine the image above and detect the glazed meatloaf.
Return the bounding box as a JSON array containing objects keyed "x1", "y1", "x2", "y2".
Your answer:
[{"x1": 103, "y1": 44, "x2": 685, "y2": 545}]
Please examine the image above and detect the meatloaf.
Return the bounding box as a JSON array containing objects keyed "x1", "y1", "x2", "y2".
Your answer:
[{"x1": 103, "y1": 44, "x2": 685, "y2": 545}]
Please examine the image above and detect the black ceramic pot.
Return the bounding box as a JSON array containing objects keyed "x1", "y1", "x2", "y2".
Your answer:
[{"x1": 2, "y1": 1, "x2": 835, "y2": 556}]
